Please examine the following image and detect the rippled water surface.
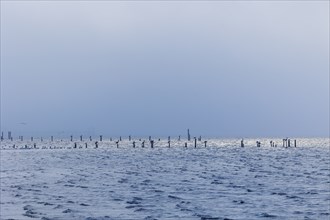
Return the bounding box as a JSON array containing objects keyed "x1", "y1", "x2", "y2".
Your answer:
[{"x1": 1, "y1": 138, "x2": 329, "y2": 220}]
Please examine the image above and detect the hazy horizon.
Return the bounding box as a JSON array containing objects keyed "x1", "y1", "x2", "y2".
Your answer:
[{"x1": 1, "y1": 1, "x2": 329, "y2": 138}]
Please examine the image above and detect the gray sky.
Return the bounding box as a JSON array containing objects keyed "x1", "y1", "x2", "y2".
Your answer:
[{"x1": 1, "y1": 1, "x2": 329, "y2": 138}]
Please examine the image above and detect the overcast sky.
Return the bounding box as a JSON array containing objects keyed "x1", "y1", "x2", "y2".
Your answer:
[{"x1": 1, "y1": 1, "x2": 329, "y2": 138}]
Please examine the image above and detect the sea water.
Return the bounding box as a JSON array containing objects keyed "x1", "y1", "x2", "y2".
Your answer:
[{"x1": 0, "y1": 138, "x2": 329, "y2": 220}]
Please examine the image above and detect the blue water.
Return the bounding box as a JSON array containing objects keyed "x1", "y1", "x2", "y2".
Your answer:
[{"x1": 1, "y1": 138, "x2": 329, "y2": 220}]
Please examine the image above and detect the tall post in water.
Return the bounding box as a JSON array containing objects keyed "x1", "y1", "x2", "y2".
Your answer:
[
  {"x1": 120, "y1": 136, "x2": 122, "y2": 141},
  {"x1": 188, "y1": 129, "x2": 191, "y2": 141},
  {"x1": 194, "y1": 137, "x2": 197, "y2": 148},
  {"x1": 185, "y1": 142, "x2": 187, "y2": 148},
  {"x1": 178, "y1": 136, "x2": 181, "y2": 141},
  {"x1": 288, "y1": 139, "x2": 291, "y2": 147},
  {"x1": 133, "y1": 141, "x2": 135, "y2": 148},
  {"x1": 282, "y1": 139, "x2": 285, "y2": 147},
  {"x1": 241, "y1": 139, "x2": 244, "y2": 147},
  {"x1": 70, "y1": 135, "x2": 73, "y2": 142},
  {"x1": 51, "y1": 136, "x2": 53, "y2": 142},
  {"x1": 168, "y1": 136, "x2": 170, "y2": 141},
  {"x1": 294, "y1": 139, "x2": 296, "y2": 147},
  {"x1": 8, "y1": 131, "x2": 12, "y2": 140},
  {"x1": 204, "y1": 140, "x2": 207, "y2": 147},
  {"x1": 100, "y1": 135, "x2": 102, "y2": 142},
  {"x1": 116, "y1": 141, "x2": 119, "y2": 148},
  {"x1": 142, "y1": 141, "x2": 145, "y2": 148},
  {"x1": 89, "y1": 136, "x2": 92, "y2": 141},
  {"x1": 1, "y1": 132, "x2": 3, "y2": 141},
  {"x1": 80, "y1": 135, "x2": 83, "y2": 142},
  {"x1": 150, "y1": 140, "x2": 154, "y2": 148},
  {"x1": 149, "y1": 136, "x2": 151, "y2": 141},
  {"x1": 168, "y1": 140, "x2": 170, "y2": 148}
]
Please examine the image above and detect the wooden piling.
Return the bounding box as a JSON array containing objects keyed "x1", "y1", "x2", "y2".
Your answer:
[
  {"x1": 70, "y1": 135, "x2": 73, "y2": 142},
  {"x1": 294, "y1": 139, "x2": 296, "y2": 147},
  {"x1": 204, "y1": 140, "x2": 207, "y2": 147},
  {"x1": 168, "y1": 140, "x2": 170, "y2": 148},
  {"x1": 194, "y1": 137, "x2": 197, "y2": 148},
  {"x1": 185, "y1": 142, "x2": 187, "y2": 148},
  {"x1": 80, "y1": 135, "x2": 83, "y2": 142},
  {"x1": 100, "y1": 135, "x2": 103, "y2": 142},
  {"x1": 150, "y1": 140, "x2": 154, "y2": 148},
  {"x1": 188, "y1": 129, "x2": 191, "y2": 141},
  {"x1": 51, "y1": 136, "x2": 53, "y2": 142},
  {"x1": 133, "y1": 141, "x2": 135, "y2": 148}
]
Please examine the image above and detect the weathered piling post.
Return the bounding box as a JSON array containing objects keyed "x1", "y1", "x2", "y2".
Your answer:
[
  {"x1": 142, "y1": 141, "x2": 145, "y2": 148},
  {"x1": 33, "y1": 143, "x2": 36, "y2": 148},
  {"x1": 282, "y1": 139, "x2": 285, "y2": 147},
  {"x1": 74, "y1": 142, "x2": 77, "y2": 148},
  {"x1": 70, "y1": 135, "x2": 73, "y2": 142},
  {"x1": 51, "y1": 136, "x2": 53, "y2": 142},
  {"x1": 120, "y1": 136, "x2": 122, "y2": 141},
  {"x1": 256, "y1": 141, "x2": 261, "y2": 147},
  {"x1": 194, "y1": 137, "x2": 197, "y2": 148},
  {"x1": 100, "y1": 135, "x2": 103, "y2": 142},
  {"x1": 204, "y1": 140, "x2": 207, "y2": 147},
  {"x1": 133, "y1": 141, "x2": 136, "y2": 148},
  {"x1": 241, "y1": 139, "x2": 244, "y2": 147},
  {"x1": 188, "y1": 129, "x2": 191, "y2": 141},
  {"x1": 85, "y1": 143, "x2": 88, "y2": 148},
  {"x1": 168, "y1": 136, "x2": 170, "y2": 141},
  {"x1": 80, "y1": 135, "x2": 83, "y2": 142},
  {"x1": 185, "y1": 142, "x2": 187, "y2": 148},
  {"x1": 294, "y1": 139, "x2": 296, "y2": 147},
  {"x1": 8, "y1": 131, "x2": 12, "y2": 140},
  {"x1": 95, "y1": 141, "x2": 98, "y2": 148},
  {"x1": 150, "y1": 140, "x2": 154, "y2": 148},
  {"x1": 199, "y1": 136, "x2": 202, "y2": 141},
  {"x1": 288, "y1": 139, "x2": 291, "y2": 147},
  {"x1": 270, "y1": 141, "x2": 273, "y2": 147},
  {"x1": 116, "y1": 141, "x2": 119, "y2": 148},
  {"x1": 129, "y1": 136, "x2": 131, "y2": 141},
  {"x1": 89, "y1": 136, "x2": 92, "y2": 141},
  {"x1": 149, "y1": 136, "x2": 151, "y2": 141},
  {"x1": 168, "y1": 140, "x2": 171, "y2": 148},
  {"x1": 1, "y1": 132, "x2": 3, "y2": 141},
  {"x1": 178, "y1": 136, "x2": 181, "y2": 141},
  {"x1": 158, "y1": 138, "x2": 160, "y2": 141}
]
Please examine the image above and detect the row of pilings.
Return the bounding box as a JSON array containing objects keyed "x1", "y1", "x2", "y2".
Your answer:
[{"x1": 1, "y1": 130, "x2": 297, "y2": 149}]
